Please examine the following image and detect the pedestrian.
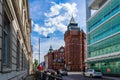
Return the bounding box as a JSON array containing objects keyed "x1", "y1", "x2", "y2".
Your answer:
[
  {"x1": 42, "y1": 71, "x2": 47, "y2": 80},
  {"x1": 48, "y1": 71, "x2": 55, "y2": 80},
  {"x1": 37, "y1": 64, "x2": 43, "y2": 72},
  {"x1": 37, "y1": 64, "x2": 43, "y2": 80},
  {"x1": 55, "y1": 70, "x2": 62, "y2": 80}
]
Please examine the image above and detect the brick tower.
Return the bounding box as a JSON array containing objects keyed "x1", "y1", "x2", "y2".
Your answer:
[{"x1": 64, "y1": 16, "x2": 86, "y2": 71}]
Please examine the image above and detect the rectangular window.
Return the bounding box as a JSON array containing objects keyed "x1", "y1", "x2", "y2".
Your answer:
[
  {"x1": 3, "y1": 13, "x2": 11, "y2": 67},
  {"x1": 2, "y1": 12, "x2": 12, "y2": 72},
  {"x1": 16, "y1": 39, "x2": 20, "y2": 71}
]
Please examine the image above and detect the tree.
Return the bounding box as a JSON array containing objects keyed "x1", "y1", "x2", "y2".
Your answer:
[
  {"x1": 32, "y1": 59, "x2": 38, "y2": 73},
  {"x1": 34, "y1": 59, "x2": 38, "y2": 66}
]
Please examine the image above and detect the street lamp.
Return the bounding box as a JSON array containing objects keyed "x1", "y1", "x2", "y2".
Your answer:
[{"x1": 38, "y1": 36, "x2": 50, "y2": 64}]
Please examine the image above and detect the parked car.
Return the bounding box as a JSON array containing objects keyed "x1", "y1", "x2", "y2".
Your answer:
[
  {"x1": 59, "y1": 69, "x2": 68, "y2": 76},
  {"x1": 46, "y1": 69, "x2": 56, "y2": 75},
  {"x1": 84, "y1": 69, "x2": 102, "y2": 78}
]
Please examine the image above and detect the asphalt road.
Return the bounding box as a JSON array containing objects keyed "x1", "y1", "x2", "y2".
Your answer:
[{"x1": 63, "y1": 73, "x2": 112, "y2": 80}]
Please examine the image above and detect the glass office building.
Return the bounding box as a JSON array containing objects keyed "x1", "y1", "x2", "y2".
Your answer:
[{"x1": 86, "y1": 0, "x2": 120, "y2": 75}]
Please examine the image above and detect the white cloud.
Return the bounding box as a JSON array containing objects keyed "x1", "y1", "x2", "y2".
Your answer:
[
  {"x1": 45, "y1": 15, "x2": 66, "y2": 26},
  {"x1": 31, "y1": 20, "x2": 34, "y2": 26},
  {"x1": 45, "y1": 2, "x2": 78, "y2": 17},
  {"x1": 61, "y1": 3, "x2": 78, "y2": 17},
  {"x1": 33, "y1": 23, "x2": 56, "y2": 37},
  {"x1": 44, "y1": 3, "x2": 62, "y2": 17},
  {"x1": 57, "y1": 23, "x2": 67, "y2": 32},
  {"x1": 33, "y1": 2, "x2": 78, "y2": 36}
]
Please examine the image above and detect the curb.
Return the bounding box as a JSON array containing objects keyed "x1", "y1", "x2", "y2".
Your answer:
[{"x1": 103, "y1": 76, "x2": 120, "y2": 80}]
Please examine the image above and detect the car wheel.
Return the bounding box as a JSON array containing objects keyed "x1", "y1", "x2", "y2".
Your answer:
[
  {"x1": 99, "y1": 76, "x2": 102, "y2": 78},
  {"x1": 90, "y1": 74, "x2": 93, "y2": 78},
  {"x1": 84, "y1": 75, "x2": 86, "y2": 77},
  {"x1": 83, "y1": 73, "x2": 85, "y2": 76},
  {"x1": 83, "y1": 73, "x2": 85, "y2": 77}
]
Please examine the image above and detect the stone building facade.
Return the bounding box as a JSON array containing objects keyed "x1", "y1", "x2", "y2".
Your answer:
[
  {"x1": 64, "y1": 17, "x2": 86, "y2": 71},
  {"x1": 0, "y1": 0, "x2": 32, "y2": 80}
]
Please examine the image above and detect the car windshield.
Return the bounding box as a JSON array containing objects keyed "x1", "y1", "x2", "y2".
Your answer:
[{"x1": 95, "y1": 70, "x2": 101, "y2": 72}]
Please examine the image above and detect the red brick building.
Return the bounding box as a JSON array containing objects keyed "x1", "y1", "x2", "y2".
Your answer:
[
  {"x1": 44, "y1": 46, "x2": 65, "y2": 70},
  {"x1": 64, "y1": 17, "x2": 86, "y2": 71},
  {"x1": 53, "y1": 46, "x2": 65, "y2": 70}
]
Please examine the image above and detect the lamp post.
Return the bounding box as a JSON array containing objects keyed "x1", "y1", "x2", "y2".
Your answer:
[
  {"x1": 38, "y1": 38, "x2": 40, "y2": 64},
  {"x1": 38, "y1": 36, "x2": 50, "y2": 64}
]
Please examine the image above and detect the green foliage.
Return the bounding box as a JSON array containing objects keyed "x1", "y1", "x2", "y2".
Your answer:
[
  {"x1": 34, "y1": 59, "x2": 38, "y2": 66},
  {"x1": 32, "y1": 59, "x2": 38, "y2": 73}
]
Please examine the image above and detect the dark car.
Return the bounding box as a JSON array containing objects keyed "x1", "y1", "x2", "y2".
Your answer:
[
  {"x1": 59, "y1": 69, "x2": 68, "y2": 76},
  {"x1": 46, "y1": 69, "x2": 56, "y2": 75}
]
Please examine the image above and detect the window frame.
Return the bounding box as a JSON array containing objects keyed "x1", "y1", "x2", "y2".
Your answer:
[{"x1": 2, "y1": 12, "x2": 12, "y2": 72}]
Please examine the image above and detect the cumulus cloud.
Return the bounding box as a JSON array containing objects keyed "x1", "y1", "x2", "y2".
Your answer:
[
  {"x1": 44, "y1": 2, "x2": 77, "y2": 17},
  {"x1": 44, "y1": 3, "x2": 62, "y2": 17},
  {"x1": 33, "y1": 23, "x2": 56, "y2": 37},
  {"x1": 33, "y1": 2, "x2": 78, "y2": 36},
  {"x1": 61, "y1": 3, "x2": 78, "y2": 17}
]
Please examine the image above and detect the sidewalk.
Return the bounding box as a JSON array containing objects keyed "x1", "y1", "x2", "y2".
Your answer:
[
  {"x1": 68, "y1": 72, "x2": 83, "y2": 75},
  {"x1": 103, "y1": 76, "x2": 120, "y2": 80},
  {"x1": 25, "y1": 74, "x2": 36, "y2": 80},
  {"x1": 68, "y1": 72, "x2": 120, "y2": 80}
]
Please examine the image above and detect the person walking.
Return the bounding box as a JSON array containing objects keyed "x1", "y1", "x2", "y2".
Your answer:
[
  {"x1": 42, "y1": 71, "x2": 47, "y2": 80},
  {"x1": 37, "y1": 64, "x2": 43, "y2": 80},
  {"x1": 48, "y1": 71, "x2": 55, "y2": 80},
  {"x1": 55, "y1": 70, "x2": 63, "y2": 80}
]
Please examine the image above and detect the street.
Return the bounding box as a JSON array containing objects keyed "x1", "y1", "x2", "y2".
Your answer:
[{"x1": 63, "y1": 72, "x2": 112, "y2": 80}]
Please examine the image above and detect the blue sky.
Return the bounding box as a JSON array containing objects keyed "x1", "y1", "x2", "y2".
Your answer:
[{"x1": 30, "y1": 0, "x2": 86, "y2": 63}]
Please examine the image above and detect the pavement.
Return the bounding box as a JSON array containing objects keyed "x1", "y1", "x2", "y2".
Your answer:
[
  {"x1": 102, "y1": 76, "x2": 120, "y2": 80},
  {"x1": 25, "y1": 74, "x2": 36, "y2": 80}
]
